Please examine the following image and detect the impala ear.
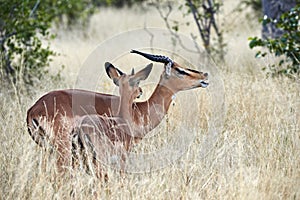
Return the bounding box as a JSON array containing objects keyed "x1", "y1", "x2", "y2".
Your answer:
[
  {"x1": 129, "y1": 63, "x2": 153, "y2": 86},
  {"x1": 105, "y1": 62, "x2": 124, "y2": 86},
  {"x1": 112, "y1": 78, "x2": 120, "y2": 86},
  {"x1": 105, "y1": 62, "x2": 124, "y2": 78}
]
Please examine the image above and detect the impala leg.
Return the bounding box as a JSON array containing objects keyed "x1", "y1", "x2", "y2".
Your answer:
[
  {"x1": 57, "y1": 147, "x2": 71, "y2": 173},
  {"x1": 92, "y1": 159, "x2": 109, "y2": 182},
  {"x1": 55, "y1": 128, "x2": 72, "y2": 174},
  {"x1": 119, "y1": 151, "x2": 128, "y2": 181}
]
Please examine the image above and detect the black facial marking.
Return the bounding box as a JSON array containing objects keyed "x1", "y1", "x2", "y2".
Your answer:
[
  {"x1": 175, "y1": 67, "x2": 190, "y2": 76},
  {"x1": 187, "y1": 68, "x2": 201, "y2": 74}
]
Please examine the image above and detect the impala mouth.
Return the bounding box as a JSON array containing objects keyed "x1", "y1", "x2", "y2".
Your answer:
[{"x1": 200, "y1": 81, "x2": 209, "y2": 88}]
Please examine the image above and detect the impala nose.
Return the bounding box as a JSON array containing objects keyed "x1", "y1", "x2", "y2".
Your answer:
[{"x1": 200, "y1": 73, "x2": 209, "y2": 88}]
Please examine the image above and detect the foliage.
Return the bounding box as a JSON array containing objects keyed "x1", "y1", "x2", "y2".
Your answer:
[
  {"x1": 235, "y1": 0, "x2": 262, "y2": 19},
  {"x1": 240, "y1": 0, "x2": 261, "y2": 12},
  {"x1": 242, "y1": 0, "x2": 261, "y2": 10},
  {"x1": 52, "y1": 0, "x2": 96, "y2": 27},
  {"x1": 92, "y1": 0, "x2": 146, "y2": 8},
  {"x1": 0, "y1": 0, "x2": 95, "y2": 87},
  {"x1": 249, "y1": 5, "x2": 300, "y2": 78}
]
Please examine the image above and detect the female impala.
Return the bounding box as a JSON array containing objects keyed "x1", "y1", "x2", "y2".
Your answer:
[
  {"x1": 72, "y1": 62, "x2": 153, "y2": 177},
  {"x1": 26, "y1": 50, "x2": 208, "y2": 170}
]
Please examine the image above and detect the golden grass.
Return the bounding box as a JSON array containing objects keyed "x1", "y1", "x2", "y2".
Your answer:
[{"x1": 1, "y1": 3, "x2": 299, "y2": 199}]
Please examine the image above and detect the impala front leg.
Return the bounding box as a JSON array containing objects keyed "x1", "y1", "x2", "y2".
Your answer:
[{"x1": 55, "y1": 125, "x2": 73, "y2": 174}]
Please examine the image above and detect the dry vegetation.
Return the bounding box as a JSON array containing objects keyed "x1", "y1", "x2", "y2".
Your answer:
[{"x1": 0, "y1": 2, "x2": 299, "y2": 199}]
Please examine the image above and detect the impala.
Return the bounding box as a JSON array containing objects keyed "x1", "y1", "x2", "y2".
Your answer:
[
  {"x1": 72, "y1": 62, "x2": 153, "y2": 178},
  {"x1": 26, "y1": 50, "x2": 208, "y2": 170}
]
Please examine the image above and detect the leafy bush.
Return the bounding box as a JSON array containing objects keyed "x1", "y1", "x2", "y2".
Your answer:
[
  {"x1": 241, "y1": 0, "x2": 261, "y2": 11},
  {"x1": 0, "y1": 0, "x2": 147, "y2": 89},
  {"x1": 249, "y1": 5, "x2": 300, "y2": 78},
  {"x1": 235, "y1": 0, "x2": 262, "y2": 19},
  {"x1": 0, "y1": 0, "x2": 94, "y2": 87},
  {"x1": 93, "y1": 0, "x2": 146, "y2": 8}
]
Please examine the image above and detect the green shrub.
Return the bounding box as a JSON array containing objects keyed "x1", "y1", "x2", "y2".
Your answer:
[
  {"x1": 0, "y1": 0, "x2": 94, "y2": 87},
  {"x1": 92, "y1": 0, "x2": 146, "y2": 8},
  {"x1": 249, "y1": 5, "x2": 300, "y2": 78}
]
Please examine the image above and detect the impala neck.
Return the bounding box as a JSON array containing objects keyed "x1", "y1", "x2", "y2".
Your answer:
[
  {"x1": 118, "y1": 92, "x2": 135, "y2": 121},
  {"x1": 148, "y1": 83, "x2": 174, "y2": 115},
  {"x1": 134, "y1": 77, "x2": 176, "y2": 137}
]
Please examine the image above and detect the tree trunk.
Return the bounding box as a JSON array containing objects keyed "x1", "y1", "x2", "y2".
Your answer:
[{"x1": 262, "y1": 0, "x2": 297, "y2": 39}]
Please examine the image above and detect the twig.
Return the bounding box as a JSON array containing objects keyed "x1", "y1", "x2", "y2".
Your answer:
[
  {"x1": 29, "y1": 0, "x2": 40, "y2": 18},
  {"x1": 186, "y1": 0, "x2": 210, "y2": 52},
  {"x1": 154, "y1": 1, "x2": 198, "y2": 53}
]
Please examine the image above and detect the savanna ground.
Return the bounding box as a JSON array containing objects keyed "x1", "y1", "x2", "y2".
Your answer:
[{"x1": 0, "y1": 1, "x2": 299, "y2": 199}]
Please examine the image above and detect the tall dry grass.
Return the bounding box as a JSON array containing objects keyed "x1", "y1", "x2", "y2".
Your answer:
[{"x1": 0, "y1": 2, "x2": 299, "y2": 199}]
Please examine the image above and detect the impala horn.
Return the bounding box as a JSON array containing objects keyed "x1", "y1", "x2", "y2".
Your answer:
[{"x1": 130, "y1": 50, "x2": 173, "y2": 66}]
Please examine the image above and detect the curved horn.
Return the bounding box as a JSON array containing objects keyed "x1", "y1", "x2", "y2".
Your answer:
[{"x1": 131, "y1": 50, "x2": 173, "y2": 65}]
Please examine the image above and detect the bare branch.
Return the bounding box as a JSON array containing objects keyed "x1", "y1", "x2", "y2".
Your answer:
[
  {"x1": 154, "y1": 1, "x2": 198, "y2": 53},
  {"x1": 29, "y1": 0, "x2": 40, "y2": 18},
  {"x1": 186, "y1": 0, "x2": 210, "y2": 50}
]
